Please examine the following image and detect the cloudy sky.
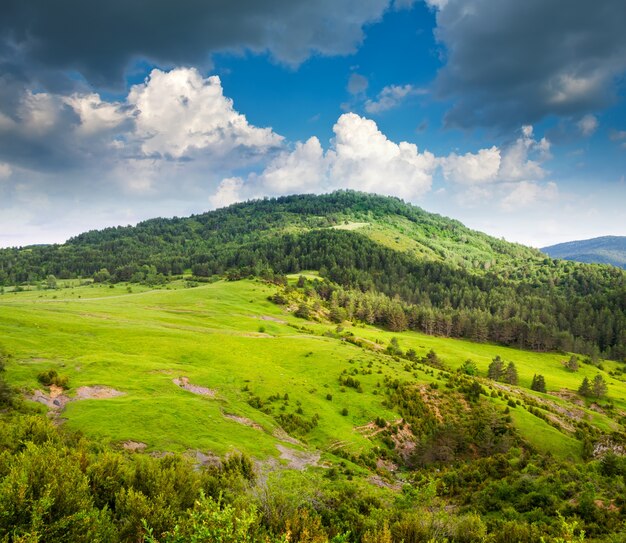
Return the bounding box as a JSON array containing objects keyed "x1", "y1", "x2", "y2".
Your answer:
[{"x1": 1, "y1": 0, "x2": 625, "y2": 248}]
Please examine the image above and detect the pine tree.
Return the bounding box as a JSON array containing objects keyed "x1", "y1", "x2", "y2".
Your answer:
[
  {"x1": 592, "y1": 374, "x2": 608, "y2": 398},
  {"x1": 504, "y1": 362, "x2": 519, "y2": 385},
  {"x1": 565, "y1": 355, "x2": 579, "y2": 372},
  {"x1": 487, "y1": 356, "x2": 505, "y2": 380},
  {"x1": 531, "y1": 374, "x2": 546, "y2": 393},
  {"x1": 578, "y1": 376, "x2": 592, "y2": 397}
]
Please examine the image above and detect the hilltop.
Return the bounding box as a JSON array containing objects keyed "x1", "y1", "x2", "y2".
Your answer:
[
  {"x1": 543, "y1": 236, "x2": 626, "y2": 269},
  {"x1": 2, "y1": 191, "x2": 625, "y2": 360},
  {"x1": 1, "y1": 191, "x2": 626, "y2": 541}
]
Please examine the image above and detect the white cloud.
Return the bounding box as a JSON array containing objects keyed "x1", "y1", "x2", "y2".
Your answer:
[
  {"x1": 19, "y1": 91, "x2": 67, "y2": 136},
  {"x1": 577, "y1": 114, "x2": 598, "y2": 137},
  {"x1": 64, "y1": 93, "x2": 126, "y2": 136},
  {"x1": 498, "y1": 128, "x2": 549, "y2": 182},
  {"x1": 257, "y1": 137, "x2": 328, "y2": 193},
  {"x1": 500, "y1": 181, "x2": 558, "y2": 210},
  {"x1": 128, "y1": 68, "x2": 283, "y2": 159},
  {"x1": 329, "y1": 113, "x2": 436, "y2": 199},
  {"x1": 364, "y1": 84, "x2": 426, "y2": 114},
  {"x1": 441, "y1": 126, "x2": 549, "y2": 187},
  {"x1": 210, "y1": 177, "x2": 245, "y2": 209},
  {"x1": 216, "y1": 113, "x2": 437, "y2": 203},
  {"x1": 441, "y1": 146, "x2": 500, "y2": 185}
]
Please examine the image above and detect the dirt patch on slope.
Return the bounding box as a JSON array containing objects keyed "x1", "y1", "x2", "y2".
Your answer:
[
  {"x1": 30, "y1": 386, "x2": 71, "y2": 411},
  {"x1": 272, "y1": 427, "x2": 302, "y2": 445},
  {"x1": 224, "y1": 413, "x2": 263, "y2": 431},
  {"x1": 173, "y1": 377, "x2": 216, "y2": 397},
  {"x1": 75, "y1": 386, "x2": 124, "y2": 399},
  {"x1": 259, "y1": 315, "x2": 287, "y2": 324},
  {"x1": 549, "y1": 389, "x2": 585, "y2": 406},
  {"x1": 276, "y1": 444, "x2": 320, "y2": 470},
  {"x1": 123, "y1": 441, "x2": 147, "y2": 452}
]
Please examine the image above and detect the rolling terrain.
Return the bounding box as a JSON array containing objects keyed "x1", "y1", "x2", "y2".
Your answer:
[
  {"x1": 1, "y1": 192, "x2": 626, "y2": 542},
  {"x1": 543, "y1": 236, "x2": 626, "y2": 269}
]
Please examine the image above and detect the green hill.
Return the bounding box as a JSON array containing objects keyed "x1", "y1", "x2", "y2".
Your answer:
[
  {"x1": 543, "y1": 236, "x2": 626, "y2": 269},
  {"x1": 1, "y1": 191, "x2": 626, "y2": 541},
  {"x1": 2, "y1": 191, "x2": 625, "y2": 360}
]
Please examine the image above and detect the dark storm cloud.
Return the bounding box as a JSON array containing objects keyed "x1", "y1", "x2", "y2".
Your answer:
[
  {"x1": 431, "y1": 0, "x2": 626, "y2": 128},
  {"x1": 0, "y1": 0, "x2": 389, "y2": 89}
]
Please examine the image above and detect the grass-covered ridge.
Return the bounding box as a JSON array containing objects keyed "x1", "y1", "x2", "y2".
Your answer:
[
  {"x1": 2, "y1": 277, "x2": 626, "y2": 541},
  {"x1": 1, "y1": 191, "x2": 625, "y2": 360},
  {"x1": 2, "y1": 277, "x2": 624, "y2": 459}
]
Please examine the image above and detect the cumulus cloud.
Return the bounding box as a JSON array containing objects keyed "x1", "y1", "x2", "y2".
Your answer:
[
  {"x1": 431, "y1": 0, "x2": 626, "y2": 128},
  {"x1": 440, "y1": 125, "x2": 556, "y2": 210},
  {"x1": 0, "y1": 0, "x2": 390, "y2": 88},
  {"x1": 441, "y1": 126, "x2": 550, "y2": 185},
  {"x1": 210, "y1": 177, "x2": 245, "y2": 209},
  {"x1": 440, "y1": 146, "x2": 500, "y2": 185},
  {"x1": 128, "y1": 68, "x2": 283, "y2": 159},
  {"x1": 329, "y1": 113, "x2": 436, "y2": 199},
  {"x1": 364, "y1": 84, "x2": 426, "y2": 114},
  {"x1": 577, "y1": 114, "x2": 598, "y2": 136},
  {"x1": 219, "y1": 113, "x2": 437, "y2": 202},
  {"x1": 0, "y1": 67, "x2": 282, "y2": 176}
]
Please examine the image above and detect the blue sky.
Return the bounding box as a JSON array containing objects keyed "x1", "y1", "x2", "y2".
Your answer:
[{"x1": 0, "y1": 0, "x2": 625, "y2": 247}]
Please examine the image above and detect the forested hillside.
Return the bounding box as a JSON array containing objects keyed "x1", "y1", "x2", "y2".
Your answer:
[
  {"x1": 1, "y1": 191, "x2": 625, "y2": 359},
  {"x1": 543, "y1": 236, "x2": 626, "y2": 269}
]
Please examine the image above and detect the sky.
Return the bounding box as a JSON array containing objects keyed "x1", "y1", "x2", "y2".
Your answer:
[{"x1": 0, "y1": 0, "x2": 625, "y2": 248}]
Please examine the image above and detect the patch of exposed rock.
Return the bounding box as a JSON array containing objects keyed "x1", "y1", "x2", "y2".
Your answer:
[
  {"x1": 75, "y1": 386, "x2": 124, "y2": 400},
  {"x1": 276, "y1": 444, "x2": 320, "y2": 470},
  {"x1": 123, "y1": 441, "x2": 147, "y2": 452},
  {"x1": 173, "y1": 377, "x2": 215, "y2": 397},
  {"x1": 224, "y1": 413, "x2": 263, "y2": 430}
]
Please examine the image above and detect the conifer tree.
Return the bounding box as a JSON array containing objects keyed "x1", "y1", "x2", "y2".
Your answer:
[
  {"x1": 504, "y1": 362, "x2": 519, "y2": 385},
  {"x1": 531, "y1": 374, "x2": 546, "y2": 393},
  {"x1": 592, "y1": 374, "x2": 608, "y2": 398},
  {"x1": 487, "y1": 356, "x2": 505, "y2": 380},
  {"x1": 578, "y1": 376, "x2": 592, "y2": 397}
]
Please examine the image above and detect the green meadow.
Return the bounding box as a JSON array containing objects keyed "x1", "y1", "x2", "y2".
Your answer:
[{"x1": 1, "y1": 278, "x2": 623, "y2": 464}]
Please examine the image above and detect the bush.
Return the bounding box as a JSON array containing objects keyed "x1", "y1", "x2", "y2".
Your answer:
[{"x1": 37, "y1": 369, "x2": 69, "y2": 389}]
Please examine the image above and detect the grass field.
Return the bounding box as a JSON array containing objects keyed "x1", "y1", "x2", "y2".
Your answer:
[{"x1": 1, "y1": 278, "x2": 623, "y2": 466}]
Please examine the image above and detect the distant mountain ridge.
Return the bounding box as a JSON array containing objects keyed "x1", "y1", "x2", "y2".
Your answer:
[{"x1": 542, "y1": 236, "x2": 626, "y2": 269}]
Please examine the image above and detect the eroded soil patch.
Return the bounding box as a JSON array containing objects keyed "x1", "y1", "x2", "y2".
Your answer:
[
  {"x1": 123, "y1": 441, "x2": 147, "y2": 452},
  {"x1": 276, "y1": 444, "x2": 320, "y2": 470},
  {"x1": 76, "y1": 386, "x2": 125, "y2": 400},
  {"x1": 173, "y1": 377, "x2": 216, "y2": 397},
  {"x1": 224, "y1": 413, "x2": 263, "y2": 430}
]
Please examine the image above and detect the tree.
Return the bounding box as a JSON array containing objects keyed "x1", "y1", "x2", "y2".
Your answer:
[
  {"x1": 46, "y1": 274, "x2": 57, "y2": 289},
  {"x1": 504, "y1": 362, "x2": 519, "y2": 385},
  {"x1": 387, "y1": 337, "x2": 402, "y2": 356},
  {"x1": 592, "y1": 374, "x2": 608, "y2": 398},
  {"x1": 460, "y1": 359, "x2": 478, "y2": 376},
  {"x1": 487, "y1": 356, "x2": 504, "y2": 380},
  {"x1": 531, "y1": 374, "x2": 546, "y2": 393},
  {"x1": 565, "y1": 355, "x2": 579, "y2": 372},
  {"x1": 578, "y1": 377, "x2": 592, "y2": 397}
]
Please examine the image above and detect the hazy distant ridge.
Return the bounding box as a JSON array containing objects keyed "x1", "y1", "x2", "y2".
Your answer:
[{"x1": 542, "y1": 236, "x2": 626, "y2": 268}]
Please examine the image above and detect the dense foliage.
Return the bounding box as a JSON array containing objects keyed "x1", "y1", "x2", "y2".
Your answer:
[{"x1": 1, "y1": 191, "x2": 625, "y2": 359}]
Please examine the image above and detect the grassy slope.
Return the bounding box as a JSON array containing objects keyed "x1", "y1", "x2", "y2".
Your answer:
[{"x1": 1, "y1": 279, "x2": 624, "y2": 465}]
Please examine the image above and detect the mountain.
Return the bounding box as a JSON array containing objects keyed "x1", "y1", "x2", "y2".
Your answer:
[
  {"x1": 1, "y1": 191, "x2": 625, "y2": 360},
  {"x1": 543, "y1": 236, "x2": 626, "y2": 268},
  {"x1": 2, "y1": 191, "x2": 626, "y2": 542}
]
